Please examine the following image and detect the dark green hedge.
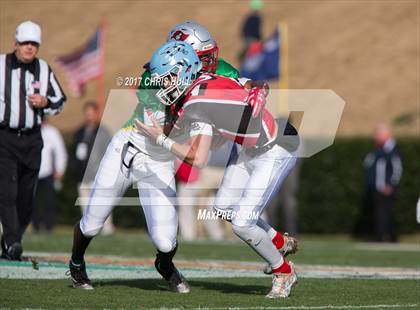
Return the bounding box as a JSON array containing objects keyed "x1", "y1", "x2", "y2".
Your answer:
[
  {"x1": 56, "y1": 134, "x2": 146, "y2": 229},
  {"x1": 56, "y1": 177, "x2": 145, "y2": 229},
  {"x1": 55, "y1": 137, "x2": 419, "y2": 234},
  {"x1": 298, "y1": 137, "x2": 420, "y2": 234}
]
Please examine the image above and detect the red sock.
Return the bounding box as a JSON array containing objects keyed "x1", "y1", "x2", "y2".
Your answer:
[
  {"x1": 272, "y1": 260, "x2": 291, "y2": 274},
  {"x1": 272, "y1": 231, "x2": 285, "y2": 250}
]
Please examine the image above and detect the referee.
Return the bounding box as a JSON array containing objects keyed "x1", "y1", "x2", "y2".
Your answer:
[{"x1": 0, "y1": 21, "x2": 66, "y2": 260}]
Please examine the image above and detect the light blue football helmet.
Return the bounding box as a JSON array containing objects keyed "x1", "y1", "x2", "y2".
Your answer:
[{"x1": 149, "y1": 41, "x2": 202, "y2": 106}]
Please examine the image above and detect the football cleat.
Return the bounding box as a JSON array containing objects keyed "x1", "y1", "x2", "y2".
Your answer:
[
  {"x1": 67, "y1": 260, "x2": 94, "y2": 290},
  {"x1": 154, "y1": 246, "x2": 190, "y2": 293},
  {"x1": 279, "y1": 233, "x2": 298, "y2": 257},
  {"x1": 264, "y1": 233, "x2": 298, "y2": 275},
  {"x1": 266, "y1": 262, "x2": 297, "y2": 298},
  {"x1": 0, "y1": 242, "x2": 22, "y2": 261},
  {"x1": 167, "y1": 267, "x2": 191, "y2": 293}
]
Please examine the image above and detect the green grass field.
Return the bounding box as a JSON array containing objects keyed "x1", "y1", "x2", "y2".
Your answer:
[
  {"x1": 1, "y1": 278, "x2": 419, "y2": 309},
  {"x1": 1, "y1": 228, "x2": 419, "y2": 309}
]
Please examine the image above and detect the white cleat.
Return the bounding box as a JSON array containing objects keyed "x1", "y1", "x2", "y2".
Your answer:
[
  {"x1": 264, "y1": 233, "x2": 298, "y2": 275},
  {"x1": 266, "y1": 262, "x2": 297, "y2": 298}
]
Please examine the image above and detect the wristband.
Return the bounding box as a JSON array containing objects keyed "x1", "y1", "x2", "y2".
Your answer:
[{"x1": 156, "y1": 133, "x2": 175, "y2": 151}]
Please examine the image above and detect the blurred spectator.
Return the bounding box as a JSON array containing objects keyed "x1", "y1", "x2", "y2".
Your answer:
[
  {"x1": 70, "y1": 101, "x2": 113, "y2": 235},
  {"x1": 239, "y1": 0, "x2": 263, "y2": 62},
  {"x1": 32, "y1": 119, "x2": 67, "y2": 233},
  {"x1": 363, "y1": 124, "x2": 402, "y2": 242},
  {"x1": 177, "y1": 141, "x2": 237, "y2": 241}
]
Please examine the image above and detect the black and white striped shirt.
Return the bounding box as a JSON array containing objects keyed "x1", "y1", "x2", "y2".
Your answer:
[{"x1": 0, "y1": 53, "x2": 66, "y2": 130}]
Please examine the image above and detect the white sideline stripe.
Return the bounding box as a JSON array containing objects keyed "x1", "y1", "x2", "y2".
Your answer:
[
  {"x1": 201, "y1": 305, "x2": 419, "y2": 310},
  {"x1": 354, "y1": 243, "x2": 420, "y2": 252},
  {"x1": 1, "y1": 264, "x2": 419, "y2": 280},
  {"x1": 2, "y1": 252, "x2": 419, "y2": 280}
]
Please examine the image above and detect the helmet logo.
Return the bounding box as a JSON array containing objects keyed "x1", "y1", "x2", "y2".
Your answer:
[
  {"x1": 172, "y1": 30, "x2": 189, "y2": 41},
  {"x1": 202, "y1": 44, "x2": 214, "y2": 51}
]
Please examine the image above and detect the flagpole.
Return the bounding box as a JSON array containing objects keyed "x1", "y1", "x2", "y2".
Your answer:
[
  {"x1": 278, "y1": 21, "x2": 288, "y2": 117},
  {"x1": 97, "y1": 17, "x2": 106, "y2": 114}
]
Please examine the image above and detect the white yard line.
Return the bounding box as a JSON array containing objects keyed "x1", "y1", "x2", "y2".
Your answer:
[
  {"x1": 6, "y1": 305, "x2": 417, "y2": 310},
  {"x1": 198, "y1": 305, "x2": 419, "y2": 310}
]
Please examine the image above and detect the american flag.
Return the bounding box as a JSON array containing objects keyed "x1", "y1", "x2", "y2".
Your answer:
[{"x1": 55, "y1": 24, "x2": 105, "y2": 97}]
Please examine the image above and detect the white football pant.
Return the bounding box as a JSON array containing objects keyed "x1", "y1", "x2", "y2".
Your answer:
[
  {"x1": 214, "y1": 144, "x2": 296, "y2": 268},
  {"x1": 79, "y1": 129, "x2": 178, "y2": 253}
]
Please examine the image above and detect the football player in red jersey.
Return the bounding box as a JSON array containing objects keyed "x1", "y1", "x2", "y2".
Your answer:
[{"x1": 136, "y1": 41, "x2": 298, "y2": 298}]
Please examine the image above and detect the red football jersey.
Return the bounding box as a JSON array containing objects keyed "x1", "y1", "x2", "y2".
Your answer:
[{"x1": 175, "y1": 73, "x2": 277, "y2": 147}]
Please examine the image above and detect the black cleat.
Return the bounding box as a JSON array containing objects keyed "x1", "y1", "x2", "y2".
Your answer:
[
  {"x1": 155, "y1": 257, "x2": 190, "y2": 293},
  {"x1": 167, "y1": 266, "x2": 190, "y2": 293},
  {"x1": 1, "y1": 241, "x2": 22, "y2": 261},
  {"x1": 0, "y1": 236, "x2": 6, "y2": 255},
  {"x1": 66, "y1": 260, "x2": 94, "y2": 290}
]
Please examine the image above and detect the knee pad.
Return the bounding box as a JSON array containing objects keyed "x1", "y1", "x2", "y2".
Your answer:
[
  {"x1": 152, "y1": 236, "x2": 176, "y2": 253},
  {"x1": 232, "y1": 224, "x2": 263, "y2": 247},
  {"x1": 79, "y1": 219, "x2": 102, "y2": 238}
]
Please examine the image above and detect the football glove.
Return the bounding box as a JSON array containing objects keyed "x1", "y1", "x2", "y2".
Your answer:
[{"x1": 246, "y1": 85, "x2": 268, "y2": 118}]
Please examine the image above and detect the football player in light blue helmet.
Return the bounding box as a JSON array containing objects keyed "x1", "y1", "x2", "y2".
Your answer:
[{"x1": 149, "y1": 41, "x2": 202, "y2": 106}]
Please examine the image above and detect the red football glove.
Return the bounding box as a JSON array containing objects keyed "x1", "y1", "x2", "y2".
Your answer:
[{"x1": 246, "y1": 86, "x2": 268, "y2": 118}]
